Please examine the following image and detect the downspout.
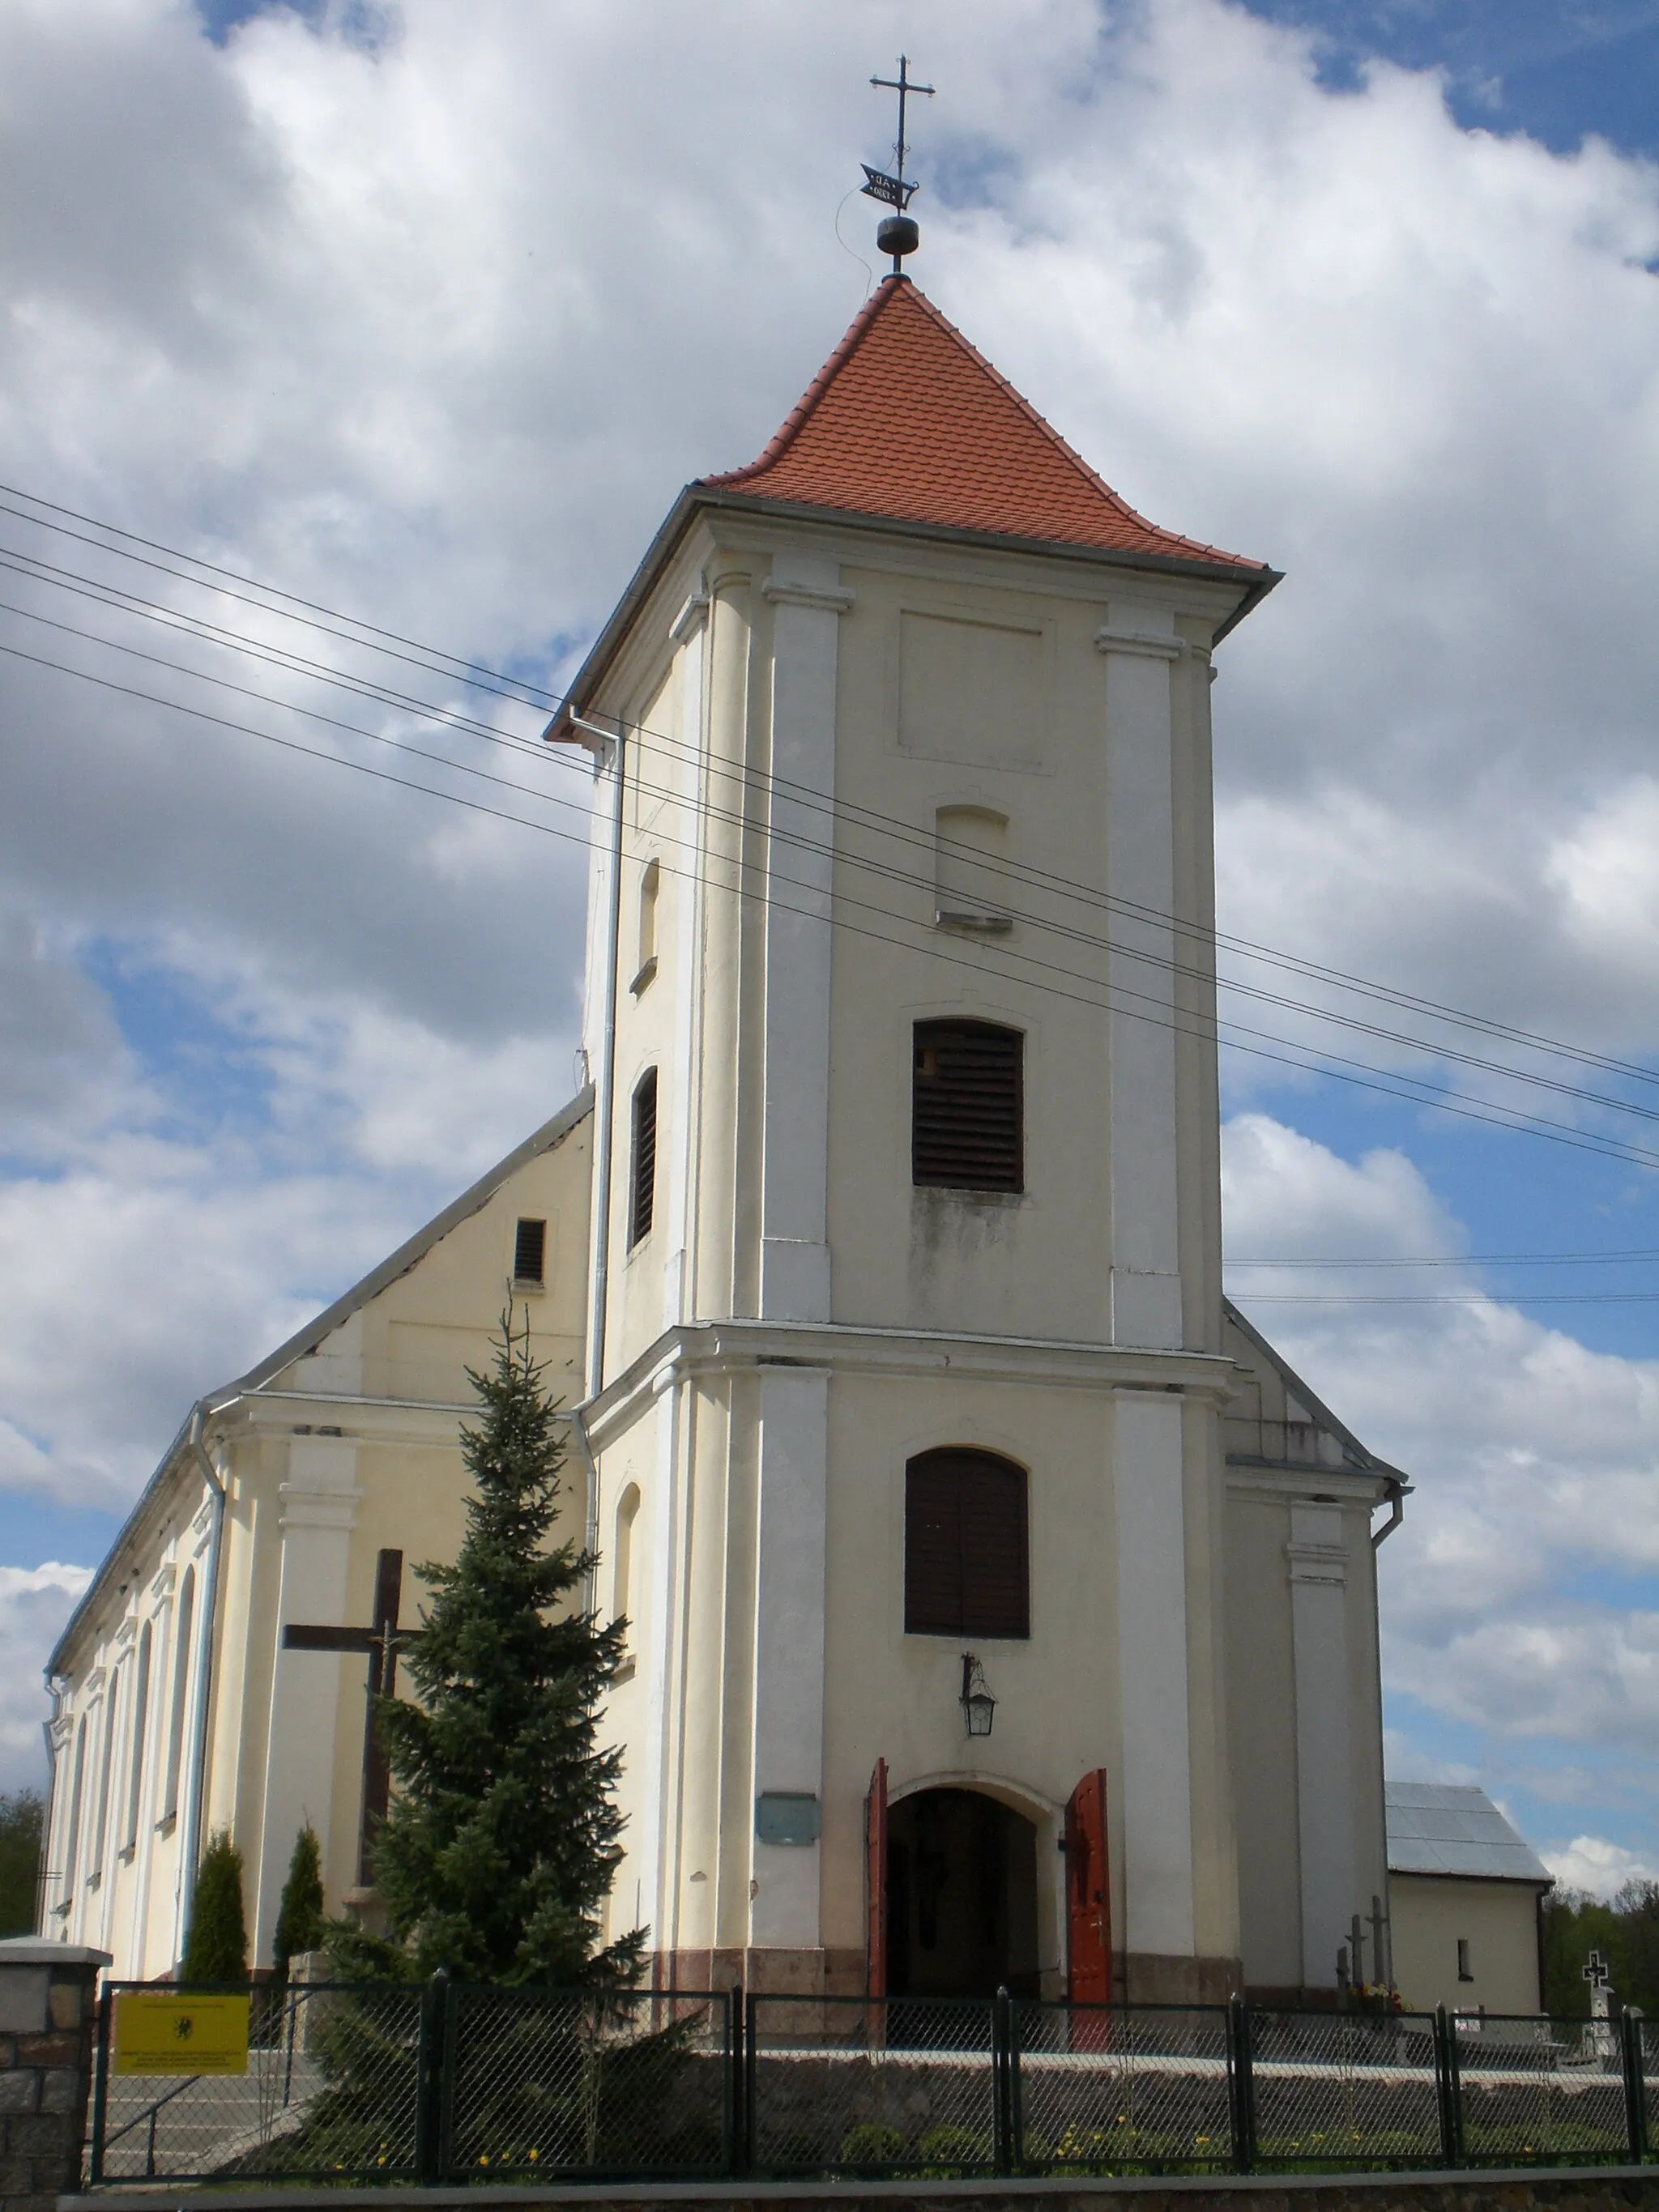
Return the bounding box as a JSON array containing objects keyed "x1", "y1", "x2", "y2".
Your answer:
[
  {"x1": 569, "y1": 1404, "x2": 602, "y2": 1617},
  {"x1": 1369, "y1": 1468, "x2": 1407, "y2": 1991},
  {"x1": 568, "y1": 714, "x2": 627, "y2": 1619},
  {"x1": 1371, "y1": 1474, "x2": 1407, "y2": 1548},
  {"x1": 582, "y1": 712, "x2": 628, "y2": 1406},
  {"x1": 173, "y1": 1401, "x2": 227, "y2": 1973}
]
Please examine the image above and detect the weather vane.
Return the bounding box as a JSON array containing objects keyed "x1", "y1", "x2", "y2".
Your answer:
[{"x1": 863, "y1": 55, "x2": 935, "y2": 274}]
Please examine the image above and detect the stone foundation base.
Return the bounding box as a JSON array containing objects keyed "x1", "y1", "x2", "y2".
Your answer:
[
  {"x1": 1117, "y1": 1951, "x2": 1243, "y2": 2004},
  {"x1": 652, "y1": 1948, "x2": 867, "y2": 2000}
]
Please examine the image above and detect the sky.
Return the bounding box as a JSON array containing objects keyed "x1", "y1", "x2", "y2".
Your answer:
[{"x1": 2, "y1": 0, "x2": 1659, "y2": 1908}]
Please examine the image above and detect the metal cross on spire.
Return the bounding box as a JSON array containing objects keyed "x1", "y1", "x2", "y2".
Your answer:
[{"x1": 863, "y1": 55, "x2": 935, "y2": 274}]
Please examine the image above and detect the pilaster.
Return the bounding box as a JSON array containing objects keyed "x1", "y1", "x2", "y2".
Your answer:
[
  {"x1": 757, "y1": 554, "x2": 850, "y2": 1323},
  {"x1": 1288, "y1": 1500, "x2": 1354, "y2": 1991},
  {"x1": 254, "y1": 1433, "x2": 361, "y2": 1964},
  {"x1": 1114, "y1": 1386, "x2": 1196, "y2": 1961},
  {"x1": 1100, "y1": 607, "x2": 1183, "y2": 1350},
  {"x1": 748, "y1": 1365, "x2": 829, "y2": 1950}
]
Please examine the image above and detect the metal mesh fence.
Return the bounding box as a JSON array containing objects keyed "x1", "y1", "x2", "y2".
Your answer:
[
  {"x1": 90, "y1": 1984, "x2": 1658, "y2": 2185},
  {"x1": 747, "y1": 1995, "x2": 998, "y2": 2175},
  {"x1": 1249, "y1": 2009, "x2": 1442, "y2": 2167},
  {"x1": 94, "y1": 1983, "x2": 424, "y2": 2184},
  {"x1": 1012, "y1": 2001, "x2": 1230, "y2": 2172},
  {"x1": 1453, "y1": 2014, "x2": 1631, "y2": 2163},
  {"x1": 441, "y1": 1986, "x2": 729, "y2": 2180}
]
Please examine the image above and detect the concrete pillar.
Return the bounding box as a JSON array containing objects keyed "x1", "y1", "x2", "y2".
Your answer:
[{"x1": 0, "y1": 1940, "x2": 108, "y2": 2212}]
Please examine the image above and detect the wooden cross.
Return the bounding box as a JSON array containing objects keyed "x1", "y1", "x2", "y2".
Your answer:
[
  {"x1": 1584, "y1": 1949, "x2": 1611, "y2": 1990},
  {"x1": 281, "y1": 1549, "x2": 420, "y2": 1886}
]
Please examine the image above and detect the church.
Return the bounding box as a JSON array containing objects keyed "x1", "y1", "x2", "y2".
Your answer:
[{"x1": 37, "y1": 267, "x2": 1410, "y2": 2011}]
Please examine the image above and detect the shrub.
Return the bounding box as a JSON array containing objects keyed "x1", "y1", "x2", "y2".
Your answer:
[
  {"x1": 273, "y1": 1822, "x2": 325, "y2": 1979},
  {"x1": 183, "y1": 1829, "x2": 248, "y2": 1983},
  {"x1": 838, "y1": 2122, "x2": 904, "y2": 2166}
]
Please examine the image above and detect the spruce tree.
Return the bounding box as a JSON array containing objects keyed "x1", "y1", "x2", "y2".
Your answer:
[
  {"x1": 273, "y1": 1822, "x2": 326, "y2": 1980},
  {"x1": 360, "y1": 1317, "x2": 641, "y2": 1986},
  {"x1": 183, "y1": 1830, "x2": 248, "y2": 1983}
]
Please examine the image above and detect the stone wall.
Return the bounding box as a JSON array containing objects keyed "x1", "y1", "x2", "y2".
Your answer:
[
  {"x1": 0, "y1": 1940, "x2": 108, "y2": 2212},
  {"x1": 50, "y1": 2167, "x2": 1659, "y2": 2212}
]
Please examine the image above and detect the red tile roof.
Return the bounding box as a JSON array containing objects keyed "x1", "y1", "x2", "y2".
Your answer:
[{"x1": 701, "y1": 276, "x2": 1266, "y2": 575}]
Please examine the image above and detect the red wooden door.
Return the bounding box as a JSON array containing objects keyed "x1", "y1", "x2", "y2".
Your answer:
[
  {"x1": 1065, "y1": 1769, "x2": 1112, "y2": 2006},
  {"x1": 865, "y1": 1759, "x2": 889, "y2": 2001}
]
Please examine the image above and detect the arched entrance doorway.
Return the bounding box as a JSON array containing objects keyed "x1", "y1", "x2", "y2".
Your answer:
[{"x1": 887, "y1": 1787, "x2": 1040, "y2": 1998}]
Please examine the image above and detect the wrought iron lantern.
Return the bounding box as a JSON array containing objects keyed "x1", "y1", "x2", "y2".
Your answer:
[{"x1": 960, "y1": 1652, "x2": 996, "y2": 1737}]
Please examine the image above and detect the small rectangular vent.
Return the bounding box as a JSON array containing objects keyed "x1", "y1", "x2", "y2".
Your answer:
[
  {"x1": 912, "y1": 1019, "x2": 1023, "y2": 1191},
  {"x1": 629, "y1": 1069, "x2": 658, "y2": 1247},
  {"x1": 512, "y1": 1217, "x2": 546, "y2": 1285}
]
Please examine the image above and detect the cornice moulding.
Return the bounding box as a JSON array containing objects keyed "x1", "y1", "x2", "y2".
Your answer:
[
  {"x1": 583, "y1": 1317, "x2": 1241, "y2": 1449},
  {"x1": 1094, "y1": 625, "x2": 1184, "y2": 661},
  {"x1": 668, "y1": 588, "x2": 710, "y2": 642},
  {"x1": 759, "y1": 578, "x2": 857, "y2": 615},
  {"x1": 1225, "y1": 1463, "x2": 1390, "y2": 1506}
]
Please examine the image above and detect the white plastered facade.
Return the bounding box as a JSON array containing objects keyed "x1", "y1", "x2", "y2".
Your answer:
[
  {"x1": 43, "y1": 410, "x2": 1407, "y2": 2010},
  {"x1": 40, "y1": 1102, "x2": 593, "y2": 1981}
]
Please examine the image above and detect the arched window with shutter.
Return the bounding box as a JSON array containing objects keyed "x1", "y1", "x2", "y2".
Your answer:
[
  {"x1": 162, "y1": 1567, "x2": 195, "y2": 1824},
  {"x1": 904, "y1": 1447, "x2": 1030, "y2": 1639},
  {"x1": 912, "y1": 1020, "x2": 1023, "y2": 1192},
  {"x1": 125, "y1": 1622, "x2": 152, "y2": 1852}
]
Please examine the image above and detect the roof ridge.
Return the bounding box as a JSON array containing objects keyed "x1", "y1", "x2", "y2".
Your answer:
[
  {"x1": 896, "y1": 282, "x2": 1168, "y2": 543},
  {"x1": 702, "y1": 279, "x2": 900, "y2": 489},
  {"x1": 698, "y1": 276, "x2": 1266, "y2": 575}
]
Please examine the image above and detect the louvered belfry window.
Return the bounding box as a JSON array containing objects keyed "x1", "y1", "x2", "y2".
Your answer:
[
  {"x1": 912, "y1": 1019, "x2": 1023, "y2": 1191},
  {"x1": 904, "y1": 1447, "x2": 1030, "y2": 1639},
  {"x1": 513, "y1": 1217, "x2": 546, "y2": 1285},
  {"x1": 629, "y1": 1069, "x2": 657, "y2": 1247}
]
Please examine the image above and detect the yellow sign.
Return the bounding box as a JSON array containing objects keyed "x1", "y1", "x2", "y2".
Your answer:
[{"x1": 113, "y1": 1992, "x2": 250, "y2": 2076}]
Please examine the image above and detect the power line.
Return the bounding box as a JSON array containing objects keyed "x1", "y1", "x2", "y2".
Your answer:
[
  {"x1": 1230, "y1": 1292, "x2": 1659, "y2": 1306},
  {"x1": 0, "y1": 487, "x2": 558, "y2": 713},
  {"x1": 11, "y1": 624, "x2": 1659, "y2": 1183},
  {"x1": 1228, "y1": 1249, "x2": 1659, "y2": 1268},
  {"x1": 6, "y1": 599, "x2": 1657, "y2": 1165},
  {"x1": 12, "y1": 571, "x2": 1659, "y2": 1145},
  {"x1": 5, "y1": 477, "x2": 1658, "y2": 1103}
]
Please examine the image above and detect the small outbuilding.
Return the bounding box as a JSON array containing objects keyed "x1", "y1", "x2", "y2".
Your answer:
[{"x1": 1387, "y1": 1781, "x2": 1552, "y2": 2015}]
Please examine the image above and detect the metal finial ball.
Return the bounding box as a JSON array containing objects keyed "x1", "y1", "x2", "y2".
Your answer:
[{"x1": 876, "y1": 214, "x2": 919, "y2": 260}]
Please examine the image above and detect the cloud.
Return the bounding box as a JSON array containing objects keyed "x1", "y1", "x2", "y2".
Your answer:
[
  {"x1": 1543, "y1": 1834, "x2": 1659, "y2": 1900},
  {"x1": 0, "y1": 1564, "x2": 93, "y2": 1793},
  {"x1": 1226, "y1": 1113, "x2": 1659, "y2": 1771},
  {"x1": 4, "y1": 0, "x2": 1659, "y2": 1855}
]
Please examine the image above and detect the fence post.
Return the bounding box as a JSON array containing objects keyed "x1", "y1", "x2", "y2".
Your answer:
[
  {"x1": 992, "y1": 1987, "x2": 1013, "y2": 2175},
  {"x1": 1432, "y1": 2003, "x2": 1460, "y2": 2169},
  {"x1": 416, "y1": 1967, "x2": 450, "y2": 2187},
  {"x1": 1226, "y1": 1998, "x2": 1255, "y2": 2172},
  {"x1": 728, "y1": 1986, "x2": 745, "y2": 2178},
  {"x1": 1623, "y1": 2008, "x2": 1646, "y2": 2164},
  {"x1": 1007, "y1": 1989, "x2": 1025, "y2": 2172},
  {"x1": 744, "y1": 1990, "x2": 758, "y2": 2178}
]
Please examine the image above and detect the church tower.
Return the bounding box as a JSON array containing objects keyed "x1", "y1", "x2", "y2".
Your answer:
[{"x1": 549, "y1": 272, "x2": 1320, "y2": 2004}]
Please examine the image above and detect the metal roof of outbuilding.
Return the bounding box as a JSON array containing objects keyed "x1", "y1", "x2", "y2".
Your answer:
[{"x1": 1386, "y1": 1781, "x2": 1552, "y2": 1886}]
